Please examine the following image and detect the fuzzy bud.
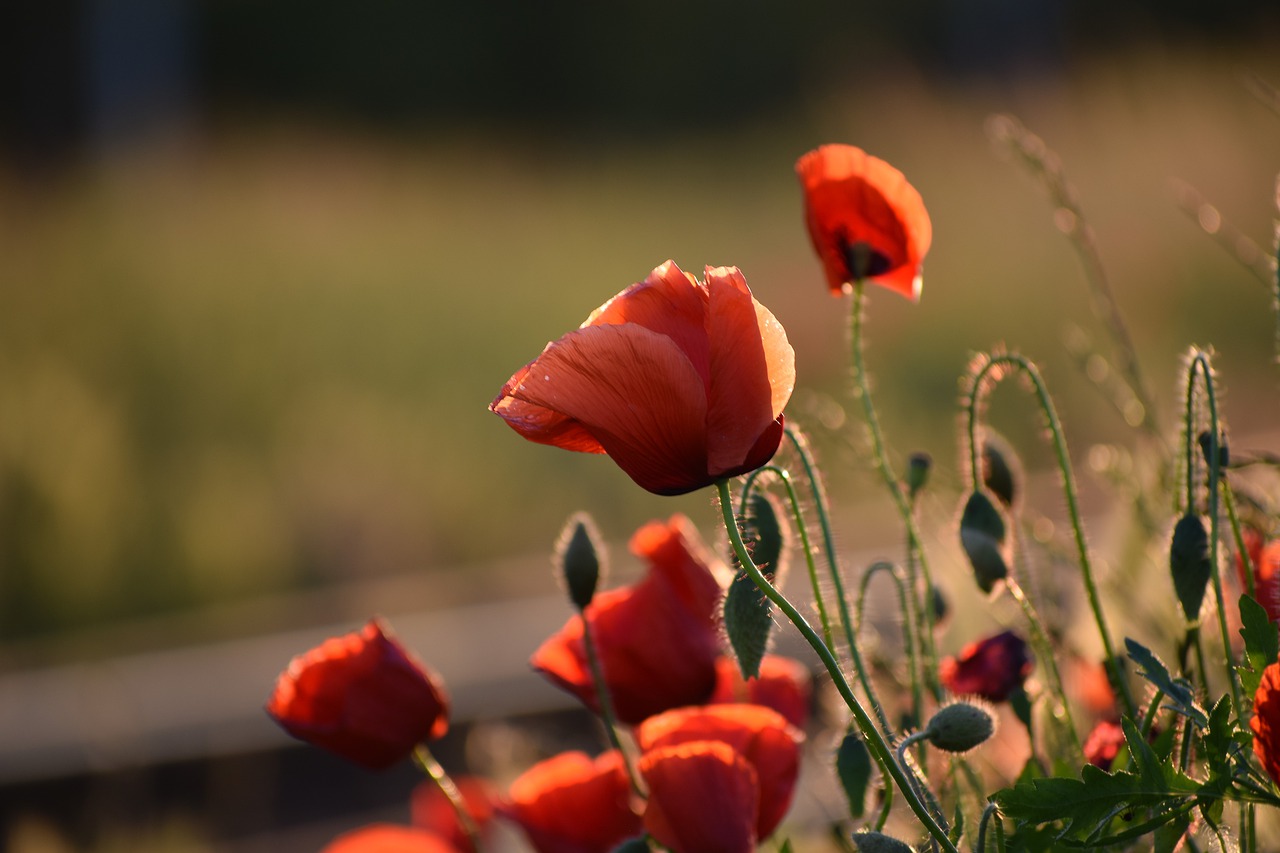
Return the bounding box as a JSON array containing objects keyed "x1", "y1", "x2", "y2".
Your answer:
[
  {"x1": 924, "y1": 701, "x2": 996, "y2": 753},
  {"x1": 1170, "y1": 513, "x2": 1212, "y2": 624},
  {"x1": 557, "y1": 513, "x2": 604, "y2": 612},
  {"x1": 981, "y1": 435, "x2": 1022, "y2": 509},
  {"x1": 851, "y1": 831, "x2": 917, "y2": 853},
  {"x1": 959, "y1": 491, "x2": 1010, "y2": 594},
  {"x1": 1197, "y1": 430, "x2": 1228, "y2": 473},
  {"x1": 906, "y1": 452, "x2": 932, "y2": 499}
]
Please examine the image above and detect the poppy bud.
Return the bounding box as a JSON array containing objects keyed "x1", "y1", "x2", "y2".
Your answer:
[
  {"x1": 1197, "y1": 430, "x2": 1228, "y2": 473},
  {"x1": 924, "y1": 701, "x2": 996, "y2": 753},
  {"x1": 723, "y1": 492, "x2": 790, "y2": 679},
  {"x1": 959, "y1": 491, "x2": 1011, "y2": 594},
  {"x1": 1170, "y1": 514, "x2": 1212, "y2": 623},
  {"x1": 851, "y1": 831, "x2": 917, "y2": 853},
  {"x1": 980, "y1": 434, "x2": 1022, "y2": 509},
  {"x1": 929, "y1": 584, "x2": 950, "y2": 629},
  {"x1": 556, "y1": 513, "x2": 605, "y2": 612},
  {"x1": 906, "y1": 452, "x2": 932, "y2": 499},
  {"x1": 743, "y1": 491, "x2": 787, "y2": 581}
]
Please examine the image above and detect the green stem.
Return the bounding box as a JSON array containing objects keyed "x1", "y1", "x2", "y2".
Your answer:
[
  {"x1": 976, "y1": 803, "x2": 1000, "y2": 853},
  {"x1": 1184, "y1": 351, "x2": 1240, "y2": 712},
  {"x1": 715, "y1": 480, "x2": 958, "y2": 853},
  {"x1": 964, "y1": 352, "x2": 1136, "y2": 717},
  {"x1": 857, "y1": 561, "x2": 922, "y2": 735},
  {"x1": 849, "y1": 283, "x2": 941, "y2": 699},
  {"x1": 1005, "y1": 575, "x2": 1082, "y2": 760},
  {"x1": 579, "y1": 607, "x2": 644, "y2": 797},
  {"x1": 412, "y1": 744, "x2": 482, "y2": 853},
  {"x1": 895, "y1": 731, "x2": 949, "y2": 832},
  {"x1": 739, "y1": 464, "x2": 836, "y2": 653},
  {"x1": 1139, "y1": 688, "x2": 1165, "y2": 739}
]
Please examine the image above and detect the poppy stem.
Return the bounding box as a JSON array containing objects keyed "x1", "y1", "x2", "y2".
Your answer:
[
  {"x1": 739, "y1": 463, "x2": 837, "y2": 653},
  {"x1": 849, "y1": 283, "x2": 942, "y2": 700},
  {"x1": 855, "y1": 561, "x2": 920, "y2": 738},
  {"x1": 1003, "y1": 573, "x2": 1082, "y2": 762},
  {"x1": 411, "y1": 744, "x2": 483, "y2": 853},
  {"x1": 1182, "y1": 350, "x2": 1240, "y2": 713},
  {"x1": 578, "y1": 607, "x2": 645, "y2": 798},
  {"x1": 715, "y1": 479, "x2": 960, "y2": 853},
  {"x1": 963, "y1": 351, "x2": 1137, "y2": 719}
]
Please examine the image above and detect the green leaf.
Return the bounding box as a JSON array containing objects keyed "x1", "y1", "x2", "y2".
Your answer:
[
  {"x1": 1153, "y1": 811, "x2": 1193, "y2": 853},
  {"x1": 777, "y1": 839, "x2": 794, "y2": 853},
  {"x1": 993, "y1": 719, "x2": 1199, "y2": 844},
  {"x1": 1125, "y1": 638, "x2": 1207, "y2": 726},
  {"x1": 1238, "y1": 593, "x2": 1279, "y2": 698},
  {"x1": 836, "y1": 729, "x2": 872, "y2": 819},
  {"x1": 949, "y1": 803, "x2": 964, "y2": 847}
]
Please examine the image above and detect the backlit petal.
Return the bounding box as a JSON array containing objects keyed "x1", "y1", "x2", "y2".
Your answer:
[{"x1": 640, "y1": 741, "x2": 758, "y2": 853}]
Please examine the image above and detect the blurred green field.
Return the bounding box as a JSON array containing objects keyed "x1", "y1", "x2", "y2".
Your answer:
[{"x1": 1, "y1": 45, "x2": 1277, "y2": 640}]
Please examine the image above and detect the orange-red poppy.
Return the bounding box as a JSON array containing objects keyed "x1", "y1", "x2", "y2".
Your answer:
[
  {"x1": 501, "y1": 750, "x2": 641, "y2": 853},
  {"x1": 639, "y1": 740, "x2": 758, "y2": 853},
  {"x1": 410, "y1": 776, "x2": 495, "y2": 852},
  {"x1": 491, "y1": 260, "x2": 795, "y2": 496},
  {"x1": 796, "y1": 144, "x2": 932, "y2": 300},
  {"x1": 636, "y1": 704, "x2": 803, "y2": 842},
  {"x1": 1236, "y1": 528, "x2": 1280, "y2": 622},
  {"x1": 321, "y1": 824, "x2": 460, "y2": 853},
  {"x1": 266, "y1": 618, "x2": 449, "y2": 770},
  {"x1": 710, "y1": 655, "x2": 813, "y2": 729},
  {"x1": 1253, "y1": 660, "x2": 1280, "y2": 784},
  {"x1": 1082, "y1": 720, "x2": 1126, "y2": 771},
  {"x1": 939, "y1": 630, "x2": 1033, "y2": 703},
  {"x1": 532, "y1": 515, "x2": 725, "y2": 725}
]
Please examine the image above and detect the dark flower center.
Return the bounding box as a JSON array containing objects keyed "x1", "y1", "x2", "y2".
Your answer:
[{"x1": 839, "y1": 239, "x2": 893, "y2": 281}]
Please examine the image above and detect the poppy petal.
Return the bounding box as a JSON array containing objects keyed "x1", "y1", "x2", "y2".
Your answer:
[
  {"x1": 504, "y1": 323, "x2": 710, "y2": 495},
  {"x1": 490, "y1": 360, "x2": 606, "y2": 453},
  {"x1": 502, "y1": 750, "x2": 641, "y2": 853},
  {"x1": 640, "y1": 741, "x2": 758, "y2": 853},
  {"x1": 321, "y1": 824, "x2": 460, "y2": 853},
  {"x1": 584, "y1": 260, "x2": 711, "y2": 388},
  {"x1": 703, "y1": 266, "x2": 795, "y2": 476}
]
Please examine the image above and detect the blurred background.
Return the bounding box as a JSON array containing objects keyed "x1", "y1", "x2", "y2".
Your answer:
[{"x1": 1, "y1": 1, "x2": 1279, "y2": 850}]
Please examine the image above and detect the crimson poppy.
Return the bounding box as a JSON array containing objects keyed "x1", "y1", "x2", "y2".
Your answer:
[
  {"x1": 1253, "y1": 660, "x2": 1280, "y2": 784},
  {"x1": 490, "y1": 260, "x2": 795, "y2": 496},
  {"x1": 939, "y1": 630, "x2": 1033, "y2": 703},
  {"x1": 710, "y1": 654, "x2": 813, "y2": 729},
  {"x1": 1083, "y1": 720, "x2": 1126, "y2": 771},
  {"x1": 266, "y1": 618, "x2": 449, "y2": 770},
  {"x1": 410, "y1": 776, "x2": 495, "y2": 852},
  {"x1": 796, "y1": 144, "x2": 932, "y2": 300},
  {"x1": 531, "y1": 514, "x2": 725, "y2": 725},
  {"x1": 501, "y1": 750, "x2": 641, "y2": 853},
  {"x1": 636, "y1": 704, "x2": 803, "y2": 842},
  {"x1": 320, "y1": 824, "x2": 460, "y2": 853}
]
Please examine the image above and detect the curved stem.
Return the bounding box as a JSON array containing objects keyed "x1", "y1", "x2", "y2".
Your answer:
[
  {"x1": 1184, "y1": 351, "x2": 1240, "y2": 712},
  {"x1": 580, "y1": 608, "x2": 644, "y2": 797},
  {"x1": 964, "y1": 352, "x2": 1136, "y2": 717},
  {"x1": 1005, "y1": 575, "x2": 1082, "y2": 760},
  {"x1": 739, "y1": 464, "x2": 835, "y2": 653},
  {"x1": 857, "y1": 560, "x2": 922, "y2": 734},
  {"x1": 849, "y1": 284, "x2": 941, "y2": 699},
  {"x1": 976, "y1": 802, "x2": 1000, "y2": 853},
  {"x1": 412, "y1": 744, "x2": 482, "y2": 853},
  {"x1": 716, "y1": 480, "x2": 958, "y2": 853},
  {"x1": 895, "y1": 731, "x2": 949, "y2": 833}
]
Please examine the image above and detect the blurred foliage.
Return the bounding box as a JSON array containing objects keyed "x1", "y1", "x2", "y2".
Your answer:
[{"x1": 1, "y1": 33, "x2": 1279, "y2": 640}]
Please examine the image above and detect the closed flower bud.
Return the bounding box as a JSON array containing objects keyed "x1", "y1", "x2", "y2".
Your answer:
[
  {"x1": 1170, "y1": 514, "x2": 1212, "y2": 624},
  {"x1": 924, "y1": 701, "x2": 996, "y2": 753},
  {"x1": 851, "y1": 831, "x2": 917, "y2": 853},
  {"x1": 929, "y1": 584, "x2": 949, "y2": 629},
  {"x1": 981, "y1": 434, "x2": 1022, "y2": 509},
  {"x1": 557, "y1": 513, "x2": 605, "y2": 612},
  {"x1": 742, "y1": 491, "x2": 787, "y2": 582},
  {"x1": 906, "y1": 452, "x2": 932, "y2": 499},
  {"x1": 1197, "y1": 430, "x2": 1228, "y2": 473},
  {"x1": 959, "y1": 491, "x2": 1010, "y2": 594}
]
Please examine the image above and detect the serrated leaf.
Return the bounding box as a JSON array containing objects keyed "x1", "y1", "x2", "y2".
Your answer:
[
  {"x1": 1199, "y1": 695, "x2": 1235, "y2": 783},
  {"x1": 836, "y1": 729, "x2": 872, "y2": 819},
  {"x1": 993, "y1": 740, "x2": 1198, "y2": 843},
  {"x1": 1125, "y1": 638, "x2": 1207, "y2": 726},
  {"x1": 1238, "y1": 594, "x2": 1279, "y2": 698},
  {"x1": 1153, "y1": 811, "x2": 1193, "y2": 853}
]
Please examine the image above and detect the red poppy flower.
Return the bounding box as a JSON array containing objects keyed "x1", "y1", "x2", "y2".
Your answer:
[
  {"x1": 266, "y1": 618, "x2": 449, "y2": 770},
  {"x1": 639, "y1": 740, "x2": 759, "y2": 853},
  {"x1": 1253, "y1": 660, "x2": 1280, "y2": 784},
  {"x1": 411, "y1": 777, "x2": 495, "y2": 852},
  {"x1": 1237, "y1": 528, "x2": 1280, "y2": 623},
  {"x1": 939, "y1": 630, "x2": 1033, "y2": 703},
  {"x1": 531, "y1": 514, "x2": 725, "y2": 725},
  {"x1": 796, "y1": 144, "x2": 932, "y2": 300},
  {"x1": 321, "y1": 824, "x2": 460, "y2": 853},
  {"x1": 501, "y1": 750, "x2": 641, "y2": 853},
  {"x1": 710, "y1": 654, "x2": 813, "y2": 729},
  {"x1": 490, "y1": 260, "x2": 795, "y2": 496},
  {"x1": 636, "y1": 704, "x2": 803, "y2": 842},
  {"x1": 1083, "y1": 720, "x2": 1125, "y2": 771}
]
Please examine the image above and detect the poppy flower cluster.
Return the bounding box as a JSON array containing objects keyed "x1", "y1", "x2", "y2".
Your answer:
[{"x1": 490, "y1": 261, "x2": 795, "y2": 496}]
